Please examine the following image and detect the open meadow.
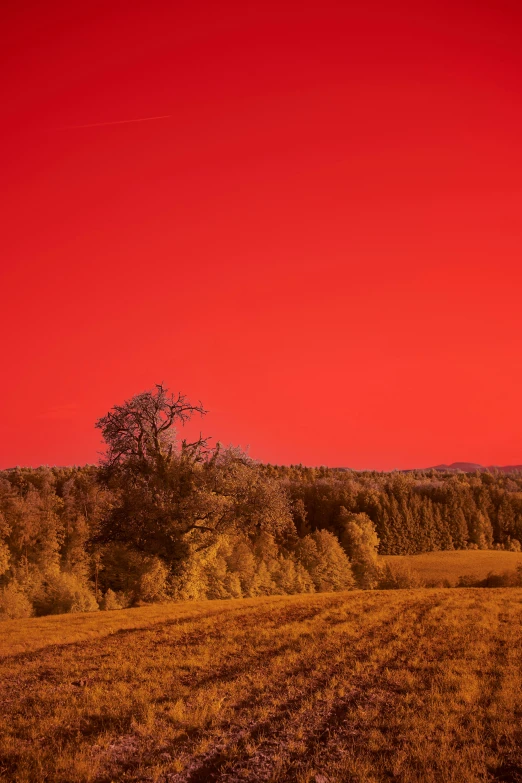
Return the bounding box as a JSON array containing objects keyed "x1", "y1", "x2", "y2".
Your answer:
[
  {"x1": 381, "y1": 550, "x2": 522, "y2": 585},
  {"x1": 1, "y1": 589, "x2": 522, "y2": 783}
]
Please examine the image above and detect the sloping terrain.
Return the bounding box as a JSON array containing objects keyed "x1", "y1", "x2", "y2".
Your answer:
[
  {"x1": 382, "y1": 549, "x2": 522, "y2": 585},
  {"x1": 431, "y1": 463, "x2": 522, "y2": 472},
  {"x1": 1, "y1": 590, "x2": 522, "y2": 783}
]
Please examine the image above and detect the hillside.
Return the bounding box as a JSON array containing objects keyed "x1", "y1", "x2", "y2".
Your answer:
[
  {"x1": 2, "y1": 590, "x2": 522, "y2": 783},
  {"x1": 429, "y1": 462, "x2": 522, "y2": 473},
  {"x1": 382, "y1": 549, "x2": 522, "y2": 586}
]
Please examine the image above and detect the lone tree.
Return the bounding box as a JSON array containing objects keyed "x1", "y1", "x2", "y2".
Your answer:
[
  {"x1": 94, "y1": 385, "x2": 293, "y2": 566},
  {"x1": 95, "y1": 384, "x2": 208, "y2": 473},
  {"x1": 94, "y1": 385, "x2": 211, "y2": 562}
]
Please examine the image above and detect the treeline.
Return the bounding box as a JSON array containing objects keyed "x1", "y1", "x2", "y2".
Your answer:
[
  {"x1": 0, "y1": 463, "x2": 358, "y2": 618},
  {"x1": 266, "y1": 464, "x2": 522, "y2": 555},
  {"x1": 1, "y1": 386, "x2": 521, "y2": 619}
]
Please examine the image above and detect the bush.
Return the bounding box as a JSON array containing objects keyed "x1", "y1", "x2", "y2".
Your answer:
[
  {"x1": 482, "y1": 572, "x2": 511, "y2": 588},
  {"x1": 173, "y1": 538, "x2": 238, "y2": 600},
  {"x1": 0, "y1": 583, "x2": 33, "y2": 620},
  {"x1": 138, "y1": 558, "x2": 170, "y2": 602},
  {"x1": 379, "y1": 562, "x2": 423, "y2": 589},
  {"x1": 296, "y1": 530, "x2": 354, "y2": 592},
  {"x1": 456, "y1": 569, "x2": 522, "y2": 588},
  {"x1": 173, "y1": 554, "x2": 207, "y2": 600},
  {"x1": 0, "y1": 540, "x2": 10, "y2": 577},
  {"x1": 33, "y1": 571, "x2": 98, "y2": 616},
  {"x1": 273, "y1": 555, "x2": 315, "y2": 595},
  {"x1": 339, "y1": 510, "x2": 381, "y2": 589},
  {"x1": 99, "y1": 545, "x2": 171, "y2": 605},
  {"x1": 100, "y1": 588, "x2": 123, "y2": 610},
  {"x1": 456, "y1": 573, "x2": 480, "y2": 587}
]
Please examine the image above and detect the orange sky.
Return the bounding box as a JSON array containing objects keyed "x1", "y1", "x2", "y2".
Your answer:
[{"x1": 2, "y1": 0, "x2": 522, "y2": 470}]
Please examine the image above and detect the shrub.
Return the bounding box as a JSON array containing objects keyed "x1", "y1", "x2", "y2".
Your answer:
[
  {"x1": 173, "y1": 537, "x2": 239, "y2": 600},
  {"x1": 100, "y1": 545, "x2": 172, "y2": 605},
  {"x1": 138, "y1": 558, "x2": 170, "y2": 602},
  {"x1": 456, "y1": 573, "x2": 480, "y2": 587},
  {"x1": 100, "y1": 588, "x2": 123, "y2": 610},
  {"x1": 0, "y1": 540, "x2": 10, "y2": 577},
  {"x1": 173, "y1": 533, "x2": 321, "y2": 600},
  {"x1": 0, "y1": 582, "x2": 33, "y2": 620},
  {"x1": 296, "y1": 530, "x2": 354, "y2": 592},
  {"x1": 456, "y1": 569, "x2": 522, "y2": 588},
  {"x1": 226, "y1": 537, "x2": 256, "y2": 596},
  {"x1": 273, "y1": 555, "x2": 314, "y2": 595},
  {"x1": 293, "y1": 561, "x2": 316, "y2": 593},
  {"x1": 33, "y1": 571, "x2": 98, "y2": 616},
  {"x1": 173, "y1": 554, "x2": 207, "y2": 600},
  {"x1": 483, "y1": 572, "x2": 513, "y2": 587},
  {"x1": 339, "y1": 510, "x2": 381, "y2": 589},
  {"x1": 379, "y1": 562, "x2": 422, "y2": 589}
]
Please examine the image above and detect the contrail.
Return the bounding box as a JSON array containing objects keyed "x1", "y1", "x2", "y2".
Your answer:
[{"x1": 56, "y1": 114, "x2": 172, "y2": 129}]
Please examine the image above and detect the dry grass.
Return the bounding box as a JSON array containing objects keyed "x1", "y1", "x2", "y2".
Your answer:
[
  {"x1": 0, "y1": 596, "x2": 297, "y2": 658},
  {"x1": 1, "y1": 589, "x2": 522, "y2": 783},
  {"x1": 382, "y1": 549, "x2": 522, "y2": 585}
]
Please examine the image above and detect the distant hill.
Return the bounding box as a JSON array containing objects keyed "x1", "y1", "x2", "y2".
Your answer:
[
  {"x1": 428, "y1": 462, "x2": 522, "y2": 473},
  {"x1": 333, "y1": 462, "x2": 522, "y2": 473}
]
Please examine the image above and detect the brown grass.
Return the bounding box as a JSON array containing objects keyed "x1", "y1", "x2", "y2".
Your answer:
[
  {"x1": 0, "y1": 596, "x2": 297, "y2": 658},
  {"x1": 1, "y1": 589, "x2": 522, "y2": 783},
  {"x1": 382, "y1": 549, "x2": 522, "y2": 585}
]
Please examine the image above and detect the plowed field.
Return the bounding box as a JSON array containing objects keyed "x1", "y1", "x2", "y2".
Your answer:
[{"x1": 1, "y1": 590, "x2": 521, "y2": 783}]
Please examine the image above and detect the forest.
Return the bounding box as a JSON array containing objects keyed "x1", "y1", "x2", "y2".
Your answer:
[{"x1": 1, "y1": 386, "x2": 522, "y2": 619}]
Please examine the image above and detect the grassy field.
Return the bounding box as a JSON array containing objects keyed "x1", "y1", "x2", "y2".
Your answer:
[
  {"x1": 0, "y1": 599, "x2": 269, "y2": 659},
  {"x1": 382, "y1": 549, "x2": 522, "y2": 585},
  {"x1": 2, "y1": 590, "x2": 522, "y2": 783}
]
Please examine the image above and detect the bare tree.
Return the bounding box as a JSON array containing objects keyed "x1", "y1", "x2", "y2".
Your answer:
[
  {"x1": 94, "y1": 386, "x2": 293, "y2": 567},
  {"x1": 95, "y1": 384, "x2": 208, "y2": 471}
]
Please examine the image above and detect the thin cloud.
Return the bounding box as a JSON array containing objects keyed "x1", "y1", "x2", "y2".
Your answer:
[
  {"x1": 39, "y1": 403, "x2": 80, "y2": 420},
  {"x1": 56, "y1": 114, "x2": 172, "y2": 130}
]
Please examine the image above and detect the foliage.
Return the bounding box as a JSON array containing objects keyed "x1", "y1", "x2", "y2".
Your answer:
[
  {"x1": 339, "y1": 508, "x2": 381, "y2": 588},
  {"x1": 0, "y1": 582, "x2": 33, "y2": 620},
  {"x1": 95, "y1": 388, "x2": 294, "y2": 567},
  {"x1": 95, "y1": 384, "x2": 207, "y2": 470},
  {"x1": 32, "y1": 571, "x2": 99, "y2": 616},
  {"x1": 3, "y1": 385, "x2": 522, "y2": 616},
  {"x1": 379, "y1": 561, "x2": 422, "y2": 589},
  {"x1": 0, "y1": 539, "x2": 10, "y2": 578},
  {"x1": 295, "y1": 530, "x2": 354, "y2": 592},
  {"x1": 456, "y1": 566, "x2": 522, "y2": 588},
  {"x1": 100, "y1": 588, "x2": 123, "y2": 611}
]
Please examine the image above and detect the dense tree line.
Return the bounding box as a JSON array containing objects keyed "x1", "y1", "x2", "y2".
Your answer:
[
  {"x1": 0, "y1": 462, "x2": 356, "y2": 618},
  {"x1": 270, "y1": 464, "x2": 522, "y2": 554},
  {"x1": 1, "y1": 386, "x2": 521, "y2": 618}
]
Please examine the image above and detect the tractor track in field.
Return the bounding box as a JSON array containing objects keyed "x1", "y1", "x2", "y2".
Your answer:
[
  {"x1": 77, "y1": 597, "x2": 354, "y2": 782},
  {"x1": 210, "y1": 595, "x2": 443, "y2": 783},
  {"x1": 4, "y1": 591, "x2": 522, "y2": 783},
  {"x1": 165, "y1": 596, "x2": 435, "y2": 783}
]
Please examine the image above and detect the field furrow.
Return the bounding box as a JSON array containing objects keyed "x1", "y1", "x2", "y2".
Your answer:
[{"x1": 0, "y1": 590, "x2": 521, "y2": 783}]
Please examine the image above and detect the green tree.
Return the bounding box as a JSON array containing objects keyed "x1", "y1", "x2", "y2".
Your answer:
[
  {"x1": 295, "y1": 530, "x2": 354, "y2": 592},
  {"x1": 339, "y1": 508, "x2": 381, "y2": 588}
]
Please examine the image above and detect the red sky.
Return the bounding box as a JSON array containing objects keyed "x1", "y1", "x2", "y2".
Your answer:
[{"x1": 2, "y1": 0, "x2": 522, "y2": 470}]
